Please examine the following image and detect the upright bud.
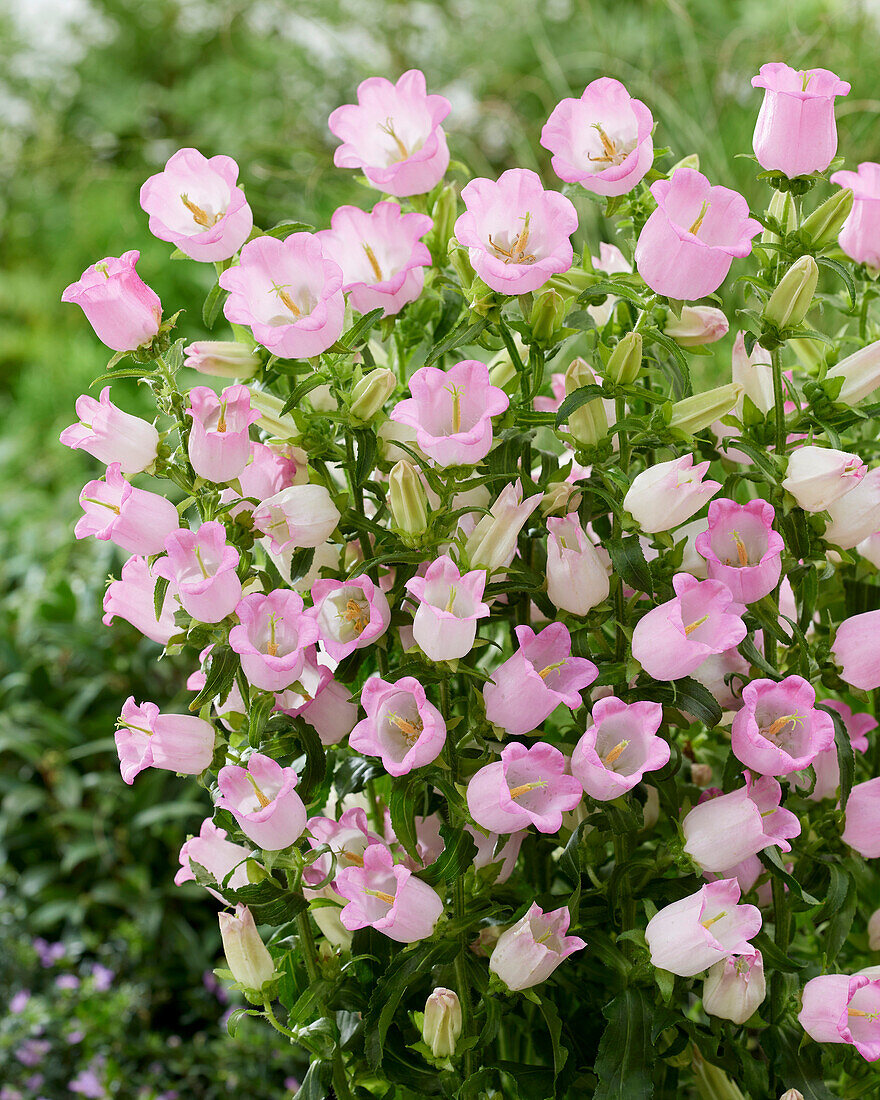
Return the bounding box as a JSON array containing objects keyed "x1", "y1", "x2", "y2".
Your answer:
[
  {"x1": 448, "y1": 239, "x2": 476, "y2": 290},
  {"x1": 762, "y1": 189, "x2": 797, "y2": 246},
  {"x1": 428, "y1": 184, "x2": 458, "y2": 260},
  {"x1": 779, "y1": 1091, "x2": 805, "y2": 1100},
  {"x1": 530, "y1": 288, "x2": 567, "y2": 344},
  {"x1": 184, "y1": 340, "x2": 261, "y2": 379},
  {"x1": 668, "y1": 383, "x2": 742, "y2": 435},
  {"x1": 422, "y1": 988, "x2": 462, "y2": 1058},
  {"x1": 763, "y1": 255, "x2": 819, "y2": 330},
  {"x1": 349, "y1": 368, "x2": 396, "y2": 424},
  {"x1": 388, "y1": 460, "x2": 429, "y2": 541},
  {"x1": 800, "y1": 187, "x2": 853, "y2": 250},
  {"x1": 606, "y1": 331, "x2": 643, "y2": 384},
  {"x1": 564, "y1": 357, "x2": 607, "y2": 446},
  {"x1": 218, "y1": 904, "x2": 275, "y2": 993}
]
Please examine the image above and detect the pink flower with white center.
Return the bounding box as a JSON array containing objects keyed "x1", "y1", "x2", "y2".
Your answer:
[
  {"x1": 154, "y1": 521, "x2": 242, "y2": 623},
  {"x1": 833, "y1": 610, "x2": 880, "y2": 691},
  {"x1": 752, "y1": 64, "x2": 850, "y2": 179},
  {"x1": 221, "y1": 441, "x2": 300, "y2": 519},
  {"x1": 308, "y1": 575, "x2": 391, "y2": 662},
  {"x1": 634, "y1": 168, "x2": 761, "y2": 300},
  {"x1": 571, "y1": 697, "x2": 669, "y2": 802},
  {"x1": 454, "y1": 168, "x2": 578, "y2": 295},
  {"x1": 689, "y1": 646, "x2": 751, "y2": 712},
  {"x1": 465, "y1": 480, "x2": 542, "y2": 572},
  {"x1": 75, "y1": 463, "x2": 178, "y2": 556},
  {"x1": 174, "y1": 818, "x2": 252, "y2": 901},
  {"x1": 185, "y1": 384, "x2": 260, "y2": 484},
  {"x1": 546, "y1": 513, "x2": 611, "y2": 615},
  {"x1": 695, "y1": 498, "x2": 784, "y2": 605},
  {"x1": 489, "y1": 903, "x2": 586, "y2": 991},
  {"x1": 139, "y1": 148, "x2": 253, "y2": 262},
  {"x1": 102, "y1": 554, "x2": 179, "y2": 645},
  {"x1": 274, "y1": 650, "x2": 358, "y2": 746},
  {"x1": 645, "y1": 878, "x2": 762, "y2": 977},
  {"x1": 466, "y1": 741, "x2": 583, "y2": 835},
  {"x1": 842, "y1": 777, "x2": 880, "y2": 858},
  {"x1": 61, "y1": 250, "x2": 162, "y2": 351},
  {"x1": 793, "y1": 700, "x2": 874, "y2": 802},
  {"x1": 540, "y1": 77, "x2": 654, "y2": 198},
  {"x1": 799, "y1": 973, "x2": 880, "y2": 1061},
  {"x1": 623, "y1": 455, "x2": 721, "y2": 534},
  {"x1": 252, "y1": 484, "x2": 340, "y2": 553},
  {"x1": 219, "y1": 234, "x2": 344, "y2": 359},
  {"x1": 390, "y1": 359, "x2": 508, "y2": 468},
  {"x1": 349, "y1": 675, "x2": 446, "y2": 777},
  {"x1": 664, "y1": 305, "x2": 729, "y2": 347},
  {"x1": 682, "y1": 773, "x2": 800, "y2": 873},
  {"x1": 832, "y1": 162, "x2": 880, "y2": 271},
  {"x1": 316, "y1": 202, "x2": 433, "y2": 318},
  {"x1": 632, "y1": 574, "x2": 747, "y2": 681},
  {"x1": 216, "y1": 753, "x2": 306, "y2": 851},
  {"x1": 483, "y1": 623, "x2": 598, "y2": 736},
  {"x1": 60, "y1": 387, "x2": 159, "y2": 474},
  {"x1": 781, "y1": 445, "x2": 866, "y2": 513},
  {"x1": 303, "y1": 808, "x2": 383, "y2": 889},
  {"x1": 466, "y1": 827, "x2": 523, "y2": 884},
  {"x1": 703, "y1": 949, "x2": 766, "y2": 1024},
  {"x1": 404, "y1": 554, "x2": 490, "y2": 662},
  {"x1": 335, "y1": 841, "x2": 443, "y2": 943},
  {"x1": 731, "y1": 675, "x2": 835, "y2": 776},
  {"x1": 328, "y1": 70, "x2": 451, "y2": 198},
  {"x1": 824, "y1": 469, "x2": 880, "y2": 550},
  {"x1": 115, "y1": 697, "x2": 215, "y2": 785},
  {"x1": 229, "y1": 589, "x2": 318, "y2": 692}
]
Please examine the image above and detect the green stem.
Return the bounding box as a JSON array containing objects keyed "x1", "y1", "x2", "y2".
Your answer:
[
  {"x1": 263, "y1": 996, "x2": 298, "y2": 1040},
  {"x1": 770, "y1": 875, "x2": 791, "y2": 1023},
  {"x1": 771, "y1": 345, "x2": 786, "y2": 456}
]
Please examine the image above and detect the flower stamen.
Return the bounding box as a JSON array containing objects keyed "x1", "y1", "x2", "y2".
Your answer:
[
  {"x1": 271, "y1": 282, "x2": 302, "y2": 318},
  {"x1": 602, "y1": 739, "x2": 630, "y2": 767},
  {"x1": 181, "y1": 193, "x2": 222, "y2": 228},
  {"x1": 508, "y1": 779, "x2": 548, "y2": 800},
  {"x1": 684, "y1": 614, "x2": 710, "y2": 636},
  {"x1": 246, "y1": 772, "x2": 273, "y2": 809},
  {"x1": 379, "y1": 118, "x2": 409, "y2": 162},
  {"x1": 688, "y1": 201, "x2": 710, "y2": 236},
  {"x1": 364, "y1": 886, "x2": 396, "y2": 905}
]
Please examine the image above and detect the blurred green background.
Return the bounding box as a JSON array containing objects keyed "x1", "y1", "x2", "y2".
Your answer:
[{"x1": 2, "y1": 0, "x2": 880, "y2": 1091}]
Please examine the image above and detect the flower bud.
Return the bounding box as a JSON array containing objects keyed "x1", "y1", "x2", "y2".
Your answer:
[
  {"x1": 779, "y1": 1091, "x2": 805, "y2": 1100},
  {"x1": 788, "y1": 336, "x2": 825, "y2": 371},
  {"x1": 349, "y1": 368, "x2": 396, "y2": 424},
  {"x1": 564, "y1": 357, "x2": 607, "y2": 446},
  {"x1": 763, "y1": 255, "x2": 819, "y2": 330},
  {"x1": 668, "y1": 383, "x2": 742, "y2": 435},
  {"x1": 606, "y1": 331, "x2": 643, "y2": 385},
  {"x1": 465, "y1": 481, "x2": 542, "y2": 572},
  {"x1": 664, "y1": 307, "x2": 728, "y2": 348},
  {"x1": 388, "y1": 459, "x2": 429, "y2": 540},
  {"x1": 800, "y1": 187, "x2": 853, "y2": 250},
  {"x1": 218, "y1": 904, "x2": 275, "y2": 992},
  {"x1": 422, "y1": 988, "x2": 462, "y2": 1058},
  {"x1": 869, "y1": 908, "x2": 880, "y2": 950},
  {"x1": 825, "y1": 338, "x2": 880, "y2": 405},
  {"x1": 448, "y1": 239, "x2": 476, "y2": 290},
  {"x1": 670, "y1": 153, "x2": 700, "y2": 174},
  {"x1": 691, "y1": 763, "x2": 714, "y2": 787},
  {"x1": 248, "y1": 389, "x2": 301, "y2": 440},
  {"x1": 702, "y1": 950, "x2": 766, "y2": 1024},
  {"x1": 540, "y1": 480, "x2": 582, "y2": 517},
  {"x1": 762, "y1": 189, "x2": 797, "y2": 246},
  {"x1": 429, "y1": 184, "x2": 459, "y2": 260},
  {"x1": 530, "y1": 288, "x2": 567, "y2": 344},
  {"x1": 184, "y1": 340, "x2": 261, "y2": 379}
]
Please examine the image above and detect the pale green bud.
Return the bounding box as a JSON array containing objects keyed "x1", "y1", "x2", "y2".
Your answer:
[
  {"x1": 800, "y1": 187, "x2": 853, "y2": 250},
  {"x1": 788, "y1": 336, "x2": 826, "y2": 371},
  {"x1": 563, "y1": 357, "x2": 607, "y2": 446},
  {"x1": 184, "y1": 340, "x2": 261, "y2": 379},
  {"x1": 670, "y1": 153, "x2": 700, "y2": 174},
  {"x1": 218, "y1": 905, "x2": 275, "y2": 993},
  {"x1": 349, "y1": 367, "x2": 396, "y2": 424},
  {"x1": 606, "y1": 331, "x2": 643, "y2": 384},
  {"x1": 488, "y1": 335, "x2": 526, "y2": 393},
  {"x1": 422, "y1": 988, "x2": 462, "y2": 1058},
  {"x1": 762, "y1": 189, "x2": 797, "y2": 246},
  {"x1": 668, "y1": 383, "x2": 743, "y2": 434},
  {"x1": 763, "y1": 255, "x2": 819, "y2": 330},
  {"x1": 529, "y1": 288, "x2": 567, "y2": 344},
  {"x1": 388, "y1": 459, "x2": 429, "y2": 540},
  {"x1": 428, "y1": 183, "x2": 458, "y2": 260},
  {"x1": 248, "y1": 389, "x2": 301, "y2": 440},
  {"x1": 540, "y1": 480, "x2": 583, "y2": 516},
  {"x1": 448, "y1": 238, "x2": 476, "y2": 290}
]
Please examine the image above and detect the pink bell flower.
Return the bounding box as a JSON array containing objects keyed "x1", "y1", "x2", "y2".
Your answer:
[
  {"x1": 60, "y1": 387, "x2": 159, "y2": 474},
  {"x1": 466, "y1": 741, "x2": 583, "y2": 835},
  {"x1": 842, "y1": 777, "x2": 880, "y2": 858},
  {"x1": 731, "y1": 675, "x2": 835, "y2": 776},
  {"x1": 703, "y1": 949, "x2": 766, "y2": 1025},
  {"x1": 139, "y1": 148, "x2": 253, "y2": 262},
  {"x1": 752, "y1": 64, "x2": 850, "y2": 179},
  {"x1": 221, "y1": 441, "x2": 300, "y2": 519},
  {"x1": 328, "y1": 69, "x2": 451, "y2": 198},
  {"x1": 664, "y1": 305, "x2": 729, "y2": 347},
  {"x1": 704, "y1": 854, "x2": 765, "y2": 898},
  {"x1": 483, "y1": 622, "x2": 598, "y2": 736},
  {"x1": 219, "y1": 234, "x2": 344, "y2": 359},
  {"x1": 115, "y1": 697, "x2": 215, "y2": 785},
  {"x1": 689, "y1": 645, "x2": 750, "y2": 712},
  {"x1": 103, "y1": 554, "x2": 179, "y2": 645},
  {"x1": 645, "y1": 878, "x2": 762, "y2": 977},
  {"x1": 465, "y1": 480, "x2": 542, "y2": 572},
  {"x1": 466, "y1": 827, "x2": 523, "y2": 884},
  {"x1": 308, "y1": 574, "x2": 391, "y2": 661},
  {"x1": 303, "y1": 808, "x2": 383, "y2": 890},
  {"x1": 831, "y1": 162, "x2": 880, "y2": 271},
  {"x1": 833, "y1": 610, "x2": 880, "y2": 691},
  {"x1": 316, "y1": 202, "x2": 433, "y2": 317},
  {"x1": 349, "y1": 675, "x2": 446, "y2": 777},
  {"x1": 545, "y1": 513, "x2": 611, "y2": 615},
  {"x1": 634, "y1": 168, "x2": 761, "y2": 300},
  {"x1": 540, "y1": 77, "x2": 654, "y2": 198},
  {"x1": 682, "y1": 773, "x2": 800, "y2": 872},
  {"x1": 175, "y1": 818, "x2": 253, "y2": 901},
  {"x1": 488, "y1": 903, "x2": 586, "y2": 991},
  {"x1": 454, "y1": 168, "x2": 578, "y2": 295},
  {"x1": 75, "y1": 463, "x2": 179, "y2": 556},
  {"x1": 216, "y1": 752, "x2": 306, "y2": 851},
  {"x1": 252, "y1": 484, "x2": 340, "y2": 553},
  {"x1": 404, "y1": 554, "x2": 490, "y2": 661},
  {"x1": 799, "y1": 973, "x2": 880, "y2": 1061},
  {"x1": 61, "y1": 249, "x2": 162, "y2": 352},
  {"x1": 695, "y1": 498, "x2": 784, "y2": 604},
  {"x1": 154, "y1": 521, "x2": 242, "y2": 623},
  {"x1": 623, "y1": 454, "x2": 721, "y2": 534},
  {"x1": 824, "y1": 468, "x2": 880, "y2": 549},
  {"x1": 390, "y1": 359, "x2": 508, "y2": 468},
  {"x1": 185, "y1": 384, "x2": 260, "y2": 484},
  {"x1": 274, "y1": 650, "x2": 358, "y2": 746},
  {"x1": 631, "y1": 574, "x2": 747, "y2": 681},
  {"x1": 229, "y1": 589, "x2": 319, "y2": 692},
  {"x1": 571, "y1": 696, "x2": 669, "y2": 801},
  {"x1": 782, "y1": 444, "x2": 866, "y2": 512},
  {"x1": 793, "y1": 700, "x2": 874, "y2": 801},
  {"x1": 335, "y1": 841, "x2": 443, "y2": 943}
]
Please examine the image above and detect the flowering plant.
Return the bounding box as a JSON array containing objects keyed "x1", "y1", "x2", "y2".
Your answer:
[{"x1": 59, "y1": 62, "x2": 880, "y2": 1098}]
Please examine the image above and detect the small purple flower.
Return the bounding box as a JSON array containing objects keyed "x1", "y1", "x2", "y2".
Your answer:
[
  {"x1": 10, "y1": 989, "x2": 31, "y2": 1013},
  {"x1": 15, "y1": 1038, "x2": 50, "y2": 1067},
  {"x1": 90, "y1": 964, "x2": 115, "y2": 991},
  {"x1": 55, "y1": 974, "x2": 80, "y2": 991}
]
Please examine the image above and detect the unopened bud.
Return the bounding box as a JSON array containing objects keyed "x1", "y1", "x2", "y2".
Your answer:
[
  {"x1": 448, "y1": 239, "x2": 476, "y2": 290},
  {"x1": 488, "y1": 334, "x2": 527, "y2": 392},
  {"x1": 184, "y1": 340, "x2": 260, "y2": 379},
  {"x1": 801, "y1": 187, "x2": 853, "y2": 250},
  {"x1": 788, "y1": 336, "x2": 825, "y2": 371},
  {"x1": 349, "y1": 368, "x2": 396, "y2": 424},
  {"x1": 664, "y1": 307, "x2": 728, "y2": 348},
  {"x1": 668, "y1": 383, "x2": 743, "y2": 435},
  {"x1": 564, "y1": 357, "x2": 608, "y2": 446},
  {"x1": 606, "y1": 331, "x2": 643, "y2": 384},
  {"x1": 540, "y1": 480, "x2": 582, "y2": 516},
  {"x1": 388, "y1": 459, "x2": 429, "y2": 540},
  {"x1": 779, "y1": 1091, "x2": 805, "y2": 1100},
  {"x1": 422, "y1": 987, "x2": 462, "y2": 1058},
  {"x1": 762, "y1": 189, "x2": 797, "y2": 246},
  {"x1": 763, "y1": 255, "x2": 819, "y2": 330},
  {"x1": 824, "y1": 338, "x2": 880, "y2": 405},
  {"x1": 642, "y1": 785, "x2": 660, "y2": 830},
  {"x1": 471, "y1": 925, "x2": 504, "y2": 956},
  {"x1": 670, "y1": 153, "x2": 700, "y2": 174},
  {"x1": 218, "y1": 905, "x2": 275, "y2": 993},
  {"x1": 530, "y1": 288, "x2": 568, "y2": 344},
  {"x1": 428, "y1": 183, "x2": 458, "y2": 261},
  {"x1": 691, "y1": 763, "x2": 714, "y2": 787},
  {"x1": 248, "y1": 389, "x2": 301, "y2": 440}
]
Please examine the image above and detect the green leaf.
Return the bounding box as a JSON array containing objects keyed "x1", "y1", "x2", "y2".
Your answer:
[
  {"x1": 153, "y1": 574, "x2": 170, "y2": 622},
  {"x1": 819, "y1": 703, "x2": 855, "y2": 812},
  {"x1": 817, "y1": 255, "x2": 857, "y2": 309},
  {"x1": 824, "y1": 868, "x2": 857, "y2": 966},
  {"x1": 280, "y1": 374, "x2": 330, "y2": 416},
  {"x1": 263, "y1": 219, "x2": 314, "y2": 239},
  {"x1": 202, "y1": 282, "x2": 228, "y2": 329},
  {"x1": 287, "y1": 546, "x2": 316, "y2": 584},
  {"x1": 425, "y1": 316, "x2": 490, "y2": 367},
  {"x1": 189, "y1": 645, "x2": 239, "y2": 711},
  {"x1": 553, "y1": 384, "x2": 606, "y2": 429},
  {"x1": 646, "y1": 328, "x2": 691, "y2": 398},
  {"x1": 593, "y1": 988, "x2": 654, "y2": 1100},
  {"x1": 577, "y1": 279, "x2": 648, "y2": 309},
  {"x1": 292, "y1": 1058, "x2": 330, "y2": 1099},
  {"x1": 419, "y1": 825, "x2": 478, "y2": 887},
  {"x1": 335, "y1": 307, "x2": 385, "y2": 351},
  {"x1": 388, "y1": 776, "x2": 420, "y2": 865},
  {"x1": 633, "y1": 676, "x2": 722, "y2": 728},
  {"x1": 607, "y1": 535, "x2": 653, "y2": 596},
  {"x1": 758, "y1": 846, "x2": 821, "y2": 906},
  {"x1": 536, "y1": 995, "x2": 568, "y2": 1085},
  {"x1": 353, "y1": 427, "x2": 378, "y2": 489}
]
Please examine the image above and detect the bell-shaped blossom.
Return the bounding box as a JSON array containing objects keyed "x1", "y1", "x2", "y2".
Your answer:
[
  {"x1": 154, "y1": 521, "x2": 242, "y2": 623},
  {"x1": 831, "y1": 163, "x2": 880, "y2": 272},
  {"x1": 484, "y1": 623, "x2": 598, "y2": 736},
  {"x1": 328, "y1": 69, "x2": 451, "y2": 198},
  {"x1": 103, "y1": 554, "x2": 179, "y2": 645},
  {"x1": 833, "y1": 610, "x2": 880, "y2": 690},
  {"x1": 752, "y1": 64, "x2": 850, "y2": 179},
  {"x1": 219, "y1": 233, "x2": 344, "y2": 359},
  {"x1": 335, "y1": 842, "x2": 443, "y2": 943},
  {"x1": 782, "y1": 445, "x2": 866, "y2": 512},
  {"x1": 540, "y1": 77, "x2": 653, "y2": 198},
  {"x1": 222, "y1": 441, "x2": 300, "y2": 519},
  {"x1": 624, "y1": 455, "x2": 721, "y2": 534},
  {"x1": 703, "y1": 949, "x2": 766, "y2": 1024},
  {"x1": 705, "y1": 854, "x2": 765, "y2": 898},
  {"x1": 61, "y1": 387, "x2": 159, "y2": 474},
  {"x1": 665, "y1": 306, "x2": 729, "y2": 347},
  {"x1": 635, "y1": 168, "x2": 760, "y2": 299},
  {"x1": 682, "y1": 774, "x2": 800, "y2": 872},
  {"x1": 216, "y1": 753, "x2": 306, "y2": 851},
  {"x1": 793, "y1": 700, "x2": 874, "y2": 801},
  {"x1": 645, "y1": 878, "x2": 762, "y2": 977},
  {"x1": 252, "y1": 484, "x2": 340, "y2": 553},
  {"x1": 689, "y1": 645, "x2": 750, "y2": 712},
  {"x1": 229, "y1": 589, "x2": 318, "y2": 691},
  {"x1": 218, "y1": 904, "x2": 275, "y2": 992},
  {"x1": 842, "y1": 777, "x2": 880, "y2": 858},
  {"x1": 546, "y1": 514, "x2": 611, "y2": 615},
  {"x1": 308, "y1": 574, "x2": 390, "y2": 661},
  {"x1": 467, "y1": 741, "x2": 582, "y2": 834},
  {"x1": 274, "y1": 650, "x2": 358, "y2": 746},
  {"x1": 571, "y1": 697, "x2": 669, "y2": 801},
  {"x1": 390, "y1": 359, "x2": 508, "y2": 468},
  {"x1": 316, "y1": 202, "x2": 433, "y2": 317},
  {"x1": 799, "y1": 973, "x2": 880, "y2": 1061},
  {"x1": 824, "y1": 469, "x2": 880, "y2": 549},
  {"x1": 632, "y1": 574, "x2": 747, "y2": 681},
  {"x1": 75, "y1": 463, "x2": 179, "y2": 556},
  {"x1": 349, "y1": 675, "x2": 446, "y2": 776},
  {"x1": 61, "y1": 250, "x2": 162, "y2": 352},
  {"x1": 731, "y1": 675, "x2": 835, "y2": 776},
  {"x1": 489, "y1": 903, "x2": 586, "y2": 991},
  {"x1": 186, "y1": 384, "x2": 260, "y2": 484},
  {"x1": 303, "y1": 808, "x2": 383, "y2": 890},
  {"x1": 139, "y1": 148, "x2": 253, "y2": 262},
  {"x1": 825, "y1": 339, "x2": 880, "y2": 406},
  {"x1": 175, "y1": 818, "x2": 253, "y2": 901},
  {"x1": 466, "y1": 827, "x2": 523, "y2": 884},
  {"x1": 454, "y1": 168, "x2": 578, "y2": 295},
  {"x1": 404, "y1": 555, "x2": 490, "y2": 662},
  {"x1": 115, "y1": 697, "x2": 215, "y2": 785},
  {"x1": 695, "y1": 498, "x2": 784, "y2": 604},
  {"x1": 465, "y1": 480, "x2": 542, "y2": 572}
]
